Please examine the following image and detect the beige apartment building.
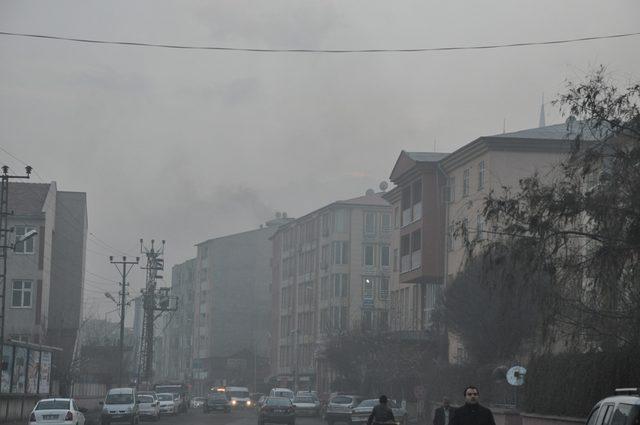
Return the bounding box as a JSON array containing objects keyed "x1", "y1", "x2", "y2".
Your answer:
[
  {"x1": 270, "y1": 191, "x2": 392, "y2": 393},
  {"x1": 440, "y1": 122, "x2": 592, "y2": 363}
]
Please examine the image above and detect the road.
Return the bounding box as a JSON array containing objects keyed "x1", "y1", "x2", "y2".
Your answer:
[{"x1": 152, "y1": 409, "x2": 324, "y2": 425}]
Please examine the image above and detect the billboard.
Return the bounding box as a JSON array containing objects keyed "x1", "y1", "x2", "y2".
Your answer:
[
  {"x1": 27, "y1": 350, "x2": 40, "y2": 394},
  {"x1": 39, "y1": 351, "x2": 51, "y2": 394},
  {"x1": 12, "y1": 347, "x2": 27, "y2": 393}
]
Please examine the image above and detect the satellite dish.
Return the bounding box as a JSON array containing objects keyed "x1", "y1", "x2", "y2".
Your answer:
[
  {"x1": 379, "y1": 181, "x2": 389, "y2": 192},
  {"x1": 506, "y1": 366, "x2": 527, "y2": 386},
  {"x1": 365, "y1": 189, "x2": 375, "y2": 196}
]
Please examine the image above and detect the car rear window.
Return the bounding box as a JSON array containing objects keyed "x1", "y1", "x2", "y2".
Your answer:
[
  {"x1": 36, "y1": 400, "x2": 70, "y2": 410},
  {"x1": 610, "y1": 404, "x2": 640, "y2": 425},
  {"x1": 332, "y1": 396, "x2": 353, "y2": 404},
  {"x1": 157, "y1": 394, "x2": 173, "y2": 401},
  {"x1": 106, "y1": 394, "x2": 133, "y2": 404},
  {"x1": 267, "y1": 398, "x2": 292, "y2": 406},
  {"x1": 294, "y1": 397, "x2": 315, "y2": 403},
  {"x1": 138, "y1": 396, "x2": 154, "y2": 403}
]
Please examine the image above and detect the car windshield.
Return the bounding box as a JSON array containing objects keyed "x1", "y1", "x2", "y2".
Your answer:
[
  {"x1": 138, "y1": 396, "x2": 154, "y2": 403},
  {"x1": 106, "y1": 394, "x2": 133, "y2": 404},
  {"x1": 157, "y1": 394, "x2": 173, "y2": 401},
  {"x1": 36, "y1": 400, "x2": 70, "y2": 410},
  {"x1": 610, "y1": 404, "x2": 640, "y2": 425},
  {"x1": 294, "y1": 397, "x2": 315, "y2": 403},
  {"x1": 209, "y1": 394, "x2": 227, "y2": 400},
  {"x1": 331, "y1": 396, "x2": 353, "y2": 404},
  {"x1": 229, "y1": 391, "x2": 250, "y2": 398},
  {"x1": 275, "y1": 391, "x2": 293, "y2": 398},
  {"x1": 267, "y1": 398, "x2": 292, "y2": 406}
]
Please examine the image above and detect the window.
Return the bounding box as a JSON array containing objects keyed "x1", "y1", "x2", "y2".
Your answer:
[
  {"x1": 447, "y1": 176, "x2": 456, "y2": 203},
  {"x1": 447, "y1": 225, "x2": 454, "y2": 251},
  {"x1": 463, "y1": 169, "x2": 470, "y2": 197},
  {"x1": 364, "y1": 212, "x2": 376, "y2": 235},
  {"x1": 381, "y1": 214, "x2": 391, "y2": 231},
  {"x1": 200, "y1": 246, "x2": 208, "y2": 258},
  {"x1": 321, "y1": 277, "x2": 329, "y2": 300},
  {"x1": 378, "y1": 311, "x2": 389, "y2": 330},
  {"x1": 362, "y1": 310, "x2": 373, "y2": 331},
  {"x1": 394, "y1": 207, "x2": 400, "y2": 228},
  {"x1": 401, "y1": 186, "x2": 411, "y2": 226},
  {"x1": 363, "y1": 278, "x2": 374, "y2": 300},
  {"x1": 12, "y1": 280, "x2": 32, "y2": 308},
  {"x1": 14, "y1": 226, "x2": 35, "y2": 254},
  {"x1": 334, "y1": 210, "x2": 346, "y2": 233},
  {"x1": 412, "y1": 179, "x2": 422, "y2": 219},
  {"x1": 380, "y1": 246, "x2": 390, "y2": 267},
  {"x1": 476, "y1": 214, "x2": 485, "y2": 240},
  {"x1": 321, "y1": 214, "x2": 330, "y2": 236},
  {"x1": 411, "y1": 230, "x2": 421, "y2": 270},
  {"x1": 610, "y1": 403, "x2": 640, "y2": 425},
  {"x1": 478, "y1": 160, "x2": 485, "y2": 190},
  {"x1": 462, "y1": 218, "x2": 469, "y2": 243},
  {"x1": 332, "y1": 241, "x2": 348, "y2": 265},
  {"x1": 393, "y1": 248, "x2": 398, "y2": 272},
  {"x1": 332, "y1": 274, "x2": 349, "y2": 298},
  {"x1": 400, "y1": 235, "x2": 411, "y2": 273},
  {"x1": 363, "y1": 245, "x2": 375, "y2": 267},
  {"x1": 379, "y1": 278, "x2": 389, "y2": 299}
]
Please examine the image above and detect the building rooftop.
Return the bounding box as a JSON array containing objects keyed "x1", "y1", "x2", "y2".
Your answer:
[
  {"x1": 8, "y1": 182, "x2": 51, "y2": 216},
  {"x1": 337, "y1": 192, "x2": 390, "y2": 207},
  {"x1": 404, "y1": 152, "x2": 449, "y2": 162},
  {"x1": 493, "y1": 120, "x2": 602, "y2": 141}
]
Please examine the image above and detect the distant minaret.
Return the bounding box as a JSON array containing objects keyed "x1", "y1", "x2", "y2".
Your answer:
[{"x1": 539, "y1": 94, "x2": 546, "y2": 128}]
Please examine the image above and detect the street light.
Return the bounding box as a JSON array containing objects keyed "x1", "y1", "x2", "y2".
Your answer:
[{"x1": 12, "y1": 229, "x2": 37, "y2": 250}]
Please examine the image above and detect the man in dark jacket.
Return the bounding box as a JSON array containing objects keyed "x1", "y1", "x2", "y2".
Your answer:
[
  {"x1": 450, "y1": 387, "x2": 495, "y2": 425},
  {"x1": 367, "y1": 395, "x2": 396, "y2": 425},
  {"x1": 433, "y1": 397, "x2": 455, "y2": 425}
]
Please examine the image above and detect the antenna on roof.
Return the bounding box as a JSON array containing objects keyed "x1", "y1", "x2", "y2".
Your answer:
[{"x1": 539, "y1": 93, "x2": 546, "y2": 128}]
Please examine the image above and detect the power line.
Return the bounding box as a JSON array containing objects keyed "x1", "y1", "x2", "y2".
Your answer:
[{"x1": 0, "y1": 30, "x2": 639, "y2": 54}]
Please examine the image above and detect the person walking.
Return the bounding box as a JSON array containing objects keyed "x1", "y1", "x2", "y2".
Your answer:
[
  {"x1": 433, "y1": 397, "x2": 455, "y2": 425},
  {"x1": 450, "y1": 387, "x2": 495, "y2": 425}
]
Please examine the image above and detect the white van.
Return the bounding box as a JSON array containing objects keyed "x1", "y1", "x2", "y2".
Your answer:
[
  {"x1": 269, "y1": 388, "x2": 295, "y2": 400},
  {"x1": 227, "y1": 386, "x2": 252, "y2": 408},
  {"x1": 101, "y1": 388, "x2": 139, "y2": 425}
]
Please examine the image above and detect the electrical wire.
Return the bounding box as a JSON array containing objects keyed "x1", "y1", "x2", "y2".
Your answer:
[{"x1": 0, "y1": 30, "x2": 639, "y2": 54}]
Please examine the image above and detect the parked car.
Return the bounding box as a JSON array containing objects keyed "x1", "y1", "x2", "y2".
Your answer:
[
  {"x1": 228, "y1": 386, "x2": 252, "y2": 408},
  {"x1": 136, "y1": 394, "x2": 160, "y2": 422},
  {"x1": 101, "y1": 388, "x2": 139, "y2": 425},
  {"x1": 351, "y1": 399, "x2": 407, "y2": 425},
  {"x1": 258, "y1": 397, "x2": 296, "y2": 425},
  {"x1": 585, "y1": 388, "x2": 640, "y2": 425},
  {"x1": 325, "y1": 395, "x2": 363, "y2": 425},
  {"x1": 30, "y1": 398, "x2": 87, "y2": 425},
  {"x1": 204, "y1": 392, "x2": 231, "y2": 413},
  {"x1": 270, "y1": 388, "x2": 295, "y2": 400},
  {"x1": 292, "y1": 395, "x2": 320, "y2": 417},
  {"x1": 191, "y1": 397, "x2": 206, "y2": 408},
  {"x1": 156, "y1": 392, "x2": 176, "y2": 416}
]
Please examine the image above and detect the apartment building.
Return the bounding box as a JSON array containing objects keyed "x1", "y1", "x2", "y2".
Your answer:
[
  {"x1": 192, "y1": 214, "x2": 292, "y2": 394},
  {"x1": 154, "y1": 258, "x2": 196, "y2": 382},
  {"x1": 2, "y1": 182, "x2": 87, "y2": 393},
  {"x1": 385, "y1": 152, "x2": 449, "y2": 332},
  {"x1": 441, "y1": 122, "x2": 592, "y2": 363},
  {"x1": 270, "y1": 191, "x2": 392, "y2": 393}
]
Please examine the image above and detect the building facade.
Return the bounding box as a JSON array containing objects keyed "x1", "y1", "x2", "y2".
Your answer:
[
  {"x1": 154, "y1": 258, "x2": 196, "y2": 382},
  {"x1": 440, "y1": 123, "x2": 585, "y2": 363},
  {"x1": 192, "y1": 215, "x2": 292, "y2": 394},
  {"x1": 270, "y1": 192, "x2": 392, "y2": 394},
  {"x1": 2, "y1": 182, "x2": 87, "y2": 393},
  {"x1": 386, "y1": 152, "x2": 449, "y2": 332}
]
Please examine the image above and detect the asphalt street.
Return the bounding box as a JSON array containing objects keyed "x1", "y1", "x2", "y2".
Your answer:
[{"x1": 153, "y1": 409, "x2": 325, "y2": 425}]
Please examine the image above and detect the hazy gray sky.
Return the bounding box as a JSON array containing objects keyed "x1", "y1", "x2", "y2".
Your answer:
[{"x1": 1, "y1": 0, "x2": 639, "y2": 320}]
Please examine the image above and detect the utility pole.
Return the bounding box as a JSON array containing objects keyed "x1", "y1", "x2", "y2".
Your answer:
[
  {"x1": 0, "y1": 165, "x2": 32, "y2": 344},
  {"x1": 136, "y1": 239, "x2": 177, "y2": 388},
  {"x1": 110, "y1": 255, "x2": 139, "y2": 387}
]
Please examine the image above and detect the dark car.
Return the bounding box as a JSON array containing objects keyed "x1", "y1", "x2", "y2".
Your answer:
[
  {"x1": 258, "y1": 397, "x2": 296, "y2": 425},
  {"x1": 204, "y1": 393, "x2": 231, "y2": 414}
]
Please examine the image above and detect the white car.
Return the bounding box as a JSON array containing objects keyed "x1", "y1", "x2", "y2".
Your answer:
[
  {"x1": 30, "y1": 398, "x2": 86, "y2": 425},
  {"x1": 156, "y1": 393, "x2": 176, "y2": 415},
  {"x1": 137, "y1": 394, "x2": 160, "y2": 421},
  {"x1": 292, "y1": 395, "x2": 320, "y2": 417}
]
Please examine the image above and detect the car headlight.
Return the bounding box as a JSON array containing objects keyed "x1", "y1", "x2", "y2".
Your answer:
[
  {"x1": 246, "y1": 401, "x2": 252, "y2": 407},
  {"x1": 231, "y1": 400, "x2": 237, "y2": 405}
]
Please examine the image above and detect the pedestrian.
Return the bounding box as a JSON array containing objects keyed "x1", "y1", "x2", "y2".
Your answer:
[
  {"x1": 433, "y1": 397, "x2": 456, "y2": 425},
  {"x1": 367, "y1": 395, "x2": 396, "y2": 425},
  {"x1": 450, "y1": 386, "x2": 495, "y2": 425}
]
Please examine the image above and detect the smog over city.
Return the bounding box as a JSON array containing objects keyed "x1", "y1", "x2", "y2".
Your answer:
[{"x1": 1, "y1": 1, "x2": 639, "y2": 423}]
